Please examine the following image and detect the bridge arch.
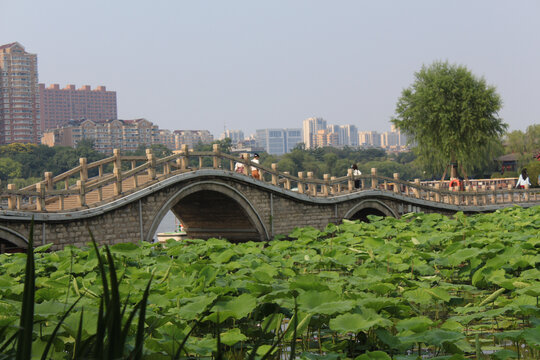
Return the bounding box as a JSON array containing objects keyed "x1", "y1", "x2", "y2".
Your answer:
[
  {"x1": 343, "y1": 199, "x2": 398, "y2": 222},
  {"x1": 0, "y1": 226, "x2": 28, "y2": 253},
  {"x1": 146, "y1": 181, "x2": 270, "y2": 242}
]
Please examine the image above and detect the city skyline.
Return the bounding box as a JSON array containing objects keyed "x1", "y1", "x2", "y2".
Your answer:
[{"x1": 1, "y1": 1, "x2": 539, "y2": 138}]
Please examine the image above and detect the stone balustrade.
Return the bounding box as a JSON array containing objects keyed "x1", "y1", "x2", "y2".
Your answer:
[{"x1": 1, "y1": 145, "x2": 538, "y2": 212}]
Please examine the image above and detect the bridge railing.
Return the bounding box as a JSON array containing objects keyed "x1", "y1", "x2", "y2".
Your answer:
[
  {"x1": 1, "y1": 145, "x2": 539, "y2": 212},
  {"x1": 421, "y1": 178, "x2": 518, "y2": 190}
]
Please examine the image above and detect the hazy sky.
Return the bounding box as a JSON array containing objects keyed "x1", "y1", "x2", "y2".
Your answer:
[{"x1": 2, "y1": 1, "x2": 539, "y2": 137}]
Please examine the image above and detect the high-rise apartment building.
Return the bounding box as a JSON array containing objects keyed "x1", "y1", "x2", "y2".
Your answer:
[
  {"x1": 255, "y1": 128, "x2": 302, "y2": 155},
  {"x1": 302, "y1": 117, "x2": 327, "y2": 149},
  {"x1": 315, "y1": 129, "x2": 340, "y2": 148},
  {"x1": 220, "y1": 129, "x2": 244, "y2": 144},
  {"x1": 358, "y1": 131, "x2": 381, "y2": 148},
  {"x1": 0, "y1": 42, "x2": 40, "y2": 144},
  {"x1": 339, "y1": 124, "x2": 359, "y2": 147},
  {"x1": 39, "y1": 83, "x2": 117, "y2": 131}
]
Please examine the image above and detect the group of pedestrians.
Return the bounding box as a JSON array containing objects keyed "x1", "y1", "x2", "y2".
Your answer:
[
  {"x1": 234, "y1": 154, "x2": 536, "y2": 191},
  {"x1": 234, "y1": 153, "x2": 261, "y2": 180},
  {"x1": 234, "y1": 154, "x2": 363, "y2": 186}
]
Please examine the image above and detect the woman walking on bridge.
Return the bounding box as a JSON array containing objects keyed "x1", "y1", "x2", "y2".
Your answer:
[{"x1": 516, "y1": 169, "x2": 531, "y2": 189}]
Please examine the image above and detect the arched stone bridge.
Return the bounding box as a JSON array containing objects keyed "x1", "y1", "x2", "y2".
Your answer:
[{"x1": 0, "y1": 146, "x2": 538, "y2": 252}]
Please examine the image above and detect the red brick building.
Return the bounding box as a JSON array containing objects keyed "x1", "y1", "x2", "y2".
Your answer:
[{"x1": 39, "y1": 83, "x2": 117, "y2": 131}]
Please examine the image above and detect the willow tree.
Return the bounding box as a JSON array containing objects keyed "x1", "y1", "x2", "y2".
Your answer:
[{"x1": 392, "y1": 61, "x2": 507, "y2": 179}]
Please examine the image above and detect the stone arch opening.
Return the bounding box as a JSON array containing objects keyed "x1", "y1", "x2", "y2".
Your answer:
[
  {"x1": 147, "y1": 181, "x2": 269, "y2": 242},
  {"x1": 344, "y1": 200, "x2": 397, "y2": 223},
  {"x1": 0, "y1": 227, "x2": 28, "y2": 253}
]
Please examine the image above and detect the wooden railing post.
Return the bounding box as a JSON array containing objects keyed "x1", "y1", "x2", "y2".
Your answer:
[
  {"x1": 393, "y1": 173, "x2": 399, "y2": 193},
  {"x1": 146, "y1": 149, "x2": 156, "y2": 180},
  {"x1": 323, "y1": 174, "x2": 330, "y2": 196},
  {"x1": 44, "y1": 172, "x2": 53, "y2": 191},
  {"x1": 36, "y1": 183, "x2": 45, "y2": 211},
  {"x1": 330, "y1": 176, "x2": 337, "y2": 194},
  {"x1": 242, "y1": 153, "x2": 250, "y2": 176},
  {"x1": 213, "y1": 144, "x2": 220, "y2": 169},
  {"x1": 348, "y1": 168, "x2": 354, "y2": 192},
  {"x1": 465, "y1": 186, "x2": 471, "y2": 205},
  {"x1": 181, "y1": 144, "x2": 189, "y2": 170},
  {"x1": 112, "y1": 149, "x2": 123, "y2": 195},
  {"x1": 434, "y1": 183, "x2": 440, "y2": 202},
  {"x1": 298, "y1": 172, "x2": 305, "y2": 194},
  {"x1": 283, "y1": 172, "x2": 291, "y2": 190},
  {"x1": 163, "y1": 161, "x2": 171, "y2": 176},
  {"x1": 472, "y1": 186, "x2": 478, "y2": 206},
  {"x1": 307, "y1": 172, "x2": 315, "y2": 195},
  {"x1": 113, "y1": 167, "x2": 122, "y2": 195},
  {"x1": 524, "y1": 184, "x2": 530, "y2": 202},
  {"x1": 7, "y1": 184, "x2": 16, "y2": 210},
  {"x1": 371, "y1": 168, "x2": 378, "y2": 189},
  {"x1": 79, "y1": 157, "x2": 88, "y2": 182},
  {"x1": 413, "y1": 179, "x2": 421, "y2": 198},
  {"x1": 77, "y1": 180, "x2": 86, "y2": 207},
  {"x1": 271, "y1": 164, "x2": 278, "y2": 185}
]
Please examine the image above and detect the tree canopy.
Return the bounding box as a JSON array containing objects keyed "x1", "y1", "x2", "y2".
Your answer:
[{"x1": 392, "y1": 61, "x2": 507, "y2": 176}]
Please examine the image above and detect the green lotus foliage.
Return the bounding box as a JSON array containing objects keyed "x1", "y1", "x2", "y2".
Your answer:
[{"x1": 0, "y1": 206, "x2": 539, "y2": 358}]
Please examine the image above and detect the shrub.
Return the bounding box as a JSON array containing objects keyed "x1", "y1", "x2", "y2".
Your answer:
[
  {"x1": 491, "y1": 171, "x2": 518, "y2": 179},
  {"x1": 525, "y1": 160, "x2": 540, "y2": 186}
]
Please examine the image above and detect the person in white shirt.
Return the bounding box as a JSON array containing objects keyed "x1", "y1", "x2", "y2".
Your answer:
[
  {"x1": 251, "y1": 153, "x2": 260, "y2": 179},
  {"x1": 234, "y1": 154, "x2": 246, "y2": 174},
  {"x1": 351, "y1": 164, "x2": 362, "y2": 189},
  {"x1": 516, "y1": 169, "x2": 531, "y2": 189}
]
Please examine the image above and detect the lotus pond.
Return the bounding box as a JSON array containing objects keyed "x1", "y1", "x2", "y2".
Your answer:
[{"x1": 0, "y1": 206, "x2": 539, "y2": 359}]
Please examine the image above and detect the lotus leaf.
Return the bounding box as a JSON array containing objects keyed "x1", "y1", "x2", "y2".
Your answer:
[
  {"x1": 330, "y1": 309, "x2": 391, "y2": 333},
  {"x1": 170, "y1": 294, "x2": 217, "y2": 320},
  {"x1": 297, "y1": 290, "x2": 355, "y2": 315},
  {"x1": 289, "y1": 274, "x2": 330, "y2": 291},
  {"x1": 219, "y1": 328, "x2": 247, "y2": 346},
  {"x1": 207, "y1": 293, "x2": 257, "y2": 322},
  {"x1": 491, "y1": 349, "x2": 519, "y2": 360},
  {"x1": 520, "y1": 325, "x2": 540, "y2": 348},
  {"x1": 396, "y1": 316, "x2": 433, "y2": 333}
]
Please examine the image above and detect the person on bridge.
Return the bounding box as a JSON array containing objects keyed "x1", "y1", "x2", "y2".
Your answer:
[
  {"x1": 351, "y1": 164, "x2": 362, "y2": 189},
  {"x1": 234, "y1": 154, "x2": 246, "y2": 174},
  {"x1": 516, "y1": 169, "x2": 531, "y2": 189},
  {"x1": 251, "y1": 153, "x2": 261, "y2": 180}
]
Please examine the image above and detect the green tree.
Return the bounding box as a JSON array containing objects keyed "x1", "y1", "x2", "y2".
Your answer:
[
  {"x1": 504, "y1": 124, "x2": 540, "y2": 166},
  {"x1": 392, "y1": 61, "x2": 507, "y2": 178},
  {"x1": 193, "y1": 138, "x2": 232, "y2": 154},
  {"x1": 0, "y1": 157, "x2": 22, "y2": 181}
]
